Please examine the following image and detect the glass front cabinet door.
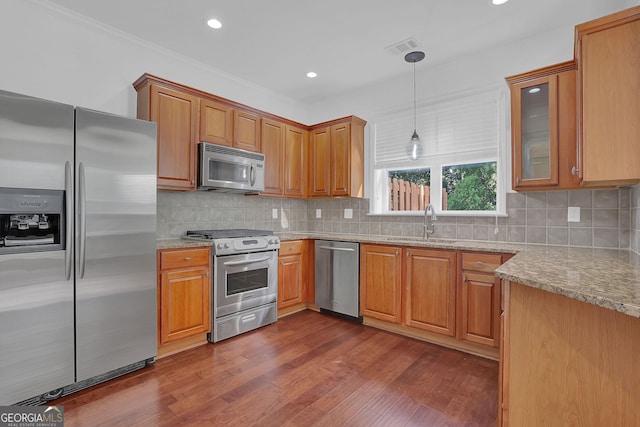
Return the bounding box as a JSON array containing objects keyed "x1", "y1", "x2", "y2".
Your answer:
[{"x1": 509, "y1": 74, "x2": 559, "y2": 190}]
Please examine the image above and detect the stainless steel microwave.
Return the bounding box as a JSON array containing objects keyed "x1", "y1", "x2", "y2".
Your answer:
[{"x1": 198, "y1": 142, "x2": 265, "y2": 193}]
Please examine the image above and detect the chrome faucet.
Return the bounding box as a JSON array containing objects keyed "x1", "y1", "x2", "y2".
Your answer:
[{"x1": 423, "y1": 203, "x2": 437, "y2": 239}]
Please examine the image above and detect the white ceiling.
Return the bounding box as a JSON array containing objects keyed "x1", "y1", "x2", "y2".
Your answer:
[{"x1": 46, "y1": 0, "x2": 630, "y2": 105}]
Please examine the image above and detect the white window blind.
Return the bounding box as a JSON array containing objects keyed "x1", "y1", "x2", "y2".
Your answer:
[{"x1": 374, "y1": 90, "x2": 500, "y2": 165}]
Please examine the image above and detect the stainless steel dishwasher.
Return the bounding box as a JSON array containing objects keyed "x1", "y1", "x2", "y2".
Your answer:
[{"x1": 314, "y1": 240, "x2": 360, "y2": 319}]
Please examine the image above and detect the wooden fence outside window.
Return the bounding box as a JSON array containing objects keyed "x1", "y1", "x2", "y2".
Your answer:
[{"x1": 388, "y1": 178, "x2": 448, "y2": 211}]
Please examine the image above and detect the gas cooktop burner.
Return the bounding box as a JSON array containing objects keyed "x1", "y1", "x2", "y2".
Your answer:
[{"x1": 184, "y1": 229, "x2": 273, "y2": 240}]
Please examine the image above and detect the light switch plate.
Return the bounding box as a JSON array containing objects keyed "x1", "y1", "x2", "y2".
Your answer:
[
  {"x1": 567, "y1": 206, "x2": 580, "y2": 223},
  {"x1": 272, "y1": 208, "x2": 278, "y2": 219},
  {"x1": 316, "y1": 209, "x2": 322, "y2": 219},
  {"x1": 344, "y1": 208, "x2": 353, "y2": 219}
]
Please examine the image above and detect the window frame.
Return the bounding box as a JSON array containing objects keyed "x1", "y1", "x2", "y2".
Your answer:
[{"x1": 366, "y1": 86, "x2": 508, "y2": 217}]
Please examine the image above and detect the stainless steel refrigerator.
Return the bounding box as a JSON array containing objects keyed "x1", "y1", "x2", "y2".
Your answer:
[{"x1": 0, "y1": 90, "x2": 157, "y2": 405}]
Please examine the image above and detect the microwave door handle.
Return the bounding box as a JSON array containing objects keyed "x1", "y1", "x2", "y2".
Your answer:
[
  {"x1": 223, "y1": 257, "x2": 271, "y2": 266},
  {"x1": 249, "y1": 164, "x2": 256, "y2": 186}
]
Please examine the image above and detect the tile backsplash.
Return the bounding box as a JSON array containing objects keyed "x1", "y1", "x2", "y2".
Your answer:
[{"x1": 159, "y1": 185, "x2": 640, "y2": 253}]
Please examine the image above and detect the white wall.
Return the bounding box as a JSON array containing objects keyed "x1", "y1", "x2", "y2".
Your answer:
[
  {"x1": 0, "y1": 0, "x2": 311, "y2": 123},
  {"x1": 305, "y1": 1, "x2": 637, "y2": 123}
]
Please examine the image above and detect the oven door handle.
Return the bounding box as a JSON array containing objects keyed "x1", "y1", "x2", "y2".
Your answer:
[{"x1": 223, "y1": 257, "x2": 271, "y2": 266}]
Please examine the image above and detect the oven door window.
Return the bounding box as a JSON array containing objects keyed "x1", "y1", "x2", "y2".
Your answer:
[
  {"x1": 226, "y1": 267, "x2": 268, "y2": 295},
  {"x1": 208, "y1": 159, "x2": 250, "y2": 184}
]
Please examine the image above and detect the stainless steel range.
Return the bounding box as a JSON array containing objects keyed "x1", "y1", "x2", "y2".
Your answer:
[{"x1": 184, "y1": 229, "x2": 280, "y2": 342}]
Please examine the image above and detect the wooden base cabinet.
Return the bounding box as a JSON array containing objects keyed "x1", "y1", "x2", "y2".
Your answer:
[
  {"x1": 405, "y1": 248, "x2": 457, "y2": 336},
  {"x1": 458, "y1": 252, "x2": 505, "y2": 347},
  {"x1": 277, "y1": 240, "x2": 312, "y2": 317},
  {"x1": 158, "y1": 248, "x2": 211, "y2": 353},
  {"x1": 360, "y1": 244, "x2": 402, "y2": 323},
  {"x1": 499, "y1": 281, "x2": 640, "y2": 426}
]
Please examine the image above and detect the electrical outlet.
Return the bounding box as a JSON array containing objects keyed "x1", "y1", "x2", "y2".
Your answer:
[
  {"x1": 272, "y1": 208, "x2": 278, "y2": 219},
  {"x1": 315, "y1": 209, "x2": 322, "y2": 219},
  {"x1": 344, "y1": 208, "x2": 353, "y2": 219},
  {"x1": 567, "y1": 206, "x2": 580, "y2": 223}
]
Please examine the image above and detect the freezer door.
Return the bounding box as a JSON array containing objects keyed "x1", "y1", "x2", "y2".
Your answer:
[
  {"x1": 74, "y1": 108, "x2": 157, "y2": 381},
  {"x1": 0, "y1": 90, "x2": 74, "y2": 404}
]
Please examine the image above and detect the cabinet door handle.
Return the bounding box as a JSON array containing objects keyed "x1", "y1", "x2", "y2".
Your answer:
[
  {"x1": 515, "y1": 176, "x2": 520, "y2": 185},
  {"x1": 571, "y1": 166, "x2": 579, "y2": 176},
  {"x1": 395, "y1": 250, "x2": 399, "y2": 256},
  {"x1": 463, "y1": 276, "x2": 467, "y2": 283},
  {"x1": 406, "y1": 251, "x2": 410, "y2": 257}
]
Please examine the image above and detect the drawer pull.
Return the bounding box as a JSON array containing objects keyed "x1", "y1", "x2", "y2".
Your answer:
[
  {"x1": 241, "y1": 314, "x2": 257, "y2": 323},
  {"x1": 475, "y1": 261, "x2": 485, "y2": 265}
]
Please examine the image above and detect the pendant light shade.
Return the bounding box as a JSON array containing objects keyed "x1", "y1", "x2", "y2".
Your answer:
[{"x1": 405, "y1": 51, "x2": 425, "y2": 161}]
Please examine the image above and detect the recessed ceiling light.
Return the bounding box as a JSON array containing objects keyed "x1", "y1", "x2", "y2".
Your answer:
[
  {"x1": 207, "y1": 18, "x2": 222, "y2": 29},
  {"x1": 306, "y1": 72, "x2": 318, "y2": 78},
  {"x1": 528, "y1": 87, "x2": 541, "y2": 94},
  {"x1": 491, "y1": 0, "x2": 509, "y2": 5}
]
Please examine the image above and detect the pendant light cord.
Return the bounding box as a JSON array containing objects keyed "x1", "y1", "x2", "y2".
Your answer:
[{"x1": 413, "y1": 60, "x2": 417, "y2": 131}]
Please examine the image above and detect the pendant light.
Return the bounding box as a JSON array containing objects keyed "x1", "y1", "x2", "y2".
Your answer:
[{"x1": 405, "y1": 51, "x2": 425, "y2": 160}]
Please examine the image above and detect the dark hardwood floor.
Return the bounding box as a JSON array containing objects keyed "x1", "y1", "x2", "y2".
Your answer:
[{"x1": 53, "y1": 311, "x2": 498, "y2": 426}]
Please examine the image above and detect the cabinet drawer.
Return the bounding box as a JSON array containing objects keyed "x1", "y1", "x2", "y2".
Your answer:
[
  {"x1": 279, "y1": 240, "x2": 303, "y2": 256},
  {"x1": 461, "y1": 252, "x2": 502, "y2": 273},
  {"x1": 160, "y1": 247, "x2": 210, "y2": 270}
]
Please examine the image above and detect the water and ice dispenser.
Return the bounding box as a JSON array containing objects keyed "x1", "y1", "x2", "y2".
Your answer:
[{"x1": 0, "y1": 187, "x2": 65, "y2": 254}]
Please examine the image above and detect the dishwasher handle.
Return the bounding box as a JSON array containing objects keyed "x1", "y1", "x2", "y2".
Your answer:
[{"x1": 317, "y1": 246, "x2": 356, "y2": 252}]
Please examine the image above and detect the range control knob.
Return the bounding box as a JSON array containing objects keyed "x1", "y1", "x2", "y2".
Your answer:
[
  {"x1": 274, "y1": 238, "x2": 280, "y2": 244},
  {"x1": 216, "y1": 243, "x2": 223, "y2": 250},
  {"x1": 224, "y1": 243, "x2": 230, "y2": 249},
  {"x1": 268, "y1": 239, "x2": 274, "y2": 244}
]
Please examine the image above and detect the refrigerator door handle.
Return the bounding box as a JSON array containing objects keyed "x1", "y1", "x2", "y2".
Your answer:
[
  {"x1": 78, "y1": 162, "x2": 87, "y2": 279},
  {"x1": 64, "y1": 161, "x2": 73, "y2": 281}
]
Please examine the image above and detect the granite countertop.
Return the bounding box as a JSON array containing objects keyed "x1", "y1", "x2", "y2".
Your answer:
[
  {"x1": 157, "y1": 238, "x2": 213, "y2": 250},
  {"x1": 495, "y1": 246, "x2": 640, "y2": 318},
  {"x1": 157, "y1": 233, "x2": 640, "y2": 319}
]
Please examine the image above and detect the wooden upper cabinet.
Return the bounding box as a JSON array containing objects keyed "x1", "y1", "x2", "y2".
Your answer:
[
  {"x1": 331, "y1": 123, "x2": 351, "y2": 196},
  {"x1": 200, "y1": 99, "x2": 233, "y2": 146},
  {"x1": 405, "y1": 248, "x2": 457, "y2": 337},
  {"x1": 134, "y1": 74, "x2": 363, "y2": 196},
  {"x1": 575, "y1": 6, "x2": 640, "y2": 187},
  {"x1": 360, "y1": 244, "x2": 403, "y2": 323},
  {"x1": 261, "y1": 119, "x2": 285, "y2": 196},
  {"x1": 309, "y1": 127, "x2": 331, "y2": 197},
  {"x1": 142, "y1": 84, "x2": 199, "y2": 191},
  {"x1": 234, "y1": 109, "x2": 261, "y2": 152},
  {"x1": 284, "y1": 126, "x2": 307, "y2": 197},
  {"x1": 506, "y1": 61, "x2": 578, "y2": 191},
  {"x1": 308, "y1": 117, "x2": 366, "y2": 198}
]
